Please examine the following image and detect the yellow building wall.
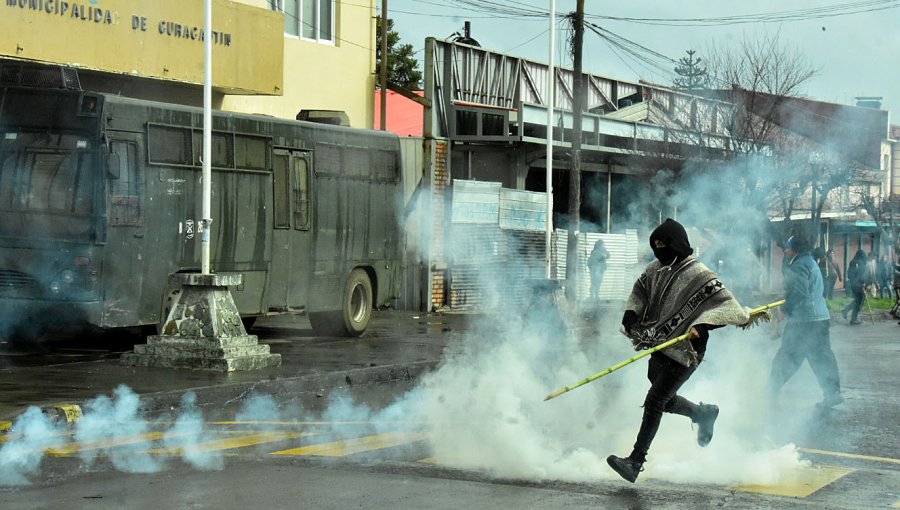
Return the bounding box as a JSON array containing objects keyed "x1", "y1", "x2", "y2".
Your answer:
[
  {"x1": 0, "y1": 0, "x2": 283, "y2": 95},
  {"x1": 223, "y1": 0, "x2": 377, "y2": 129}
]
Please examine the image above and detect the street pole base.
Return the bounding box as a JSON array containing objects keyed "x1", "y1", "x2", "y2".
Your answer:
[{"x1": 121, "y1": 273, "x2": 281, "y2": 372}]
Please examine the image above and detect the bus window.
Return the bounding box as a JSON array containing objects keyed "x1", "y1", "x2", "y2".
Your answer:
[
  {"x1": 148, "y1": 125, "x2": 192, "y2": 166},
  {"x1": 273, "y1": 152, "x2": 290, "y2": 229},
  {"x1": 236, "y1": 135, "x2": 268, "y2": 170},
  {"x1": 190, "y1": 131, "x2": 233, "y2": 169},
  {"x1": 292, "y1": 155, "x2": 310, "y2": 230},
  {"x1": 109, "y1": 141, "x2": 141, "y2": 226}
]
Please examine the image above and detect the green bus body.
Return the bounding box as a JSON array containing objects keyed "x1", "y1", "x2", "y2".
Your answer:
[{"x1": 0, "y1": 87, "x2": 402, "y2": 339}]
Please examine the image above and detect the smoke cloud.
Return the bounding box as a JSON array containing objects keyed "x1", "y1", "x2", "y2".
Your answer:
[
  {"x1": 0, "y1": 385, "x2": 225, "y2": 486},
  {"x1": 0, "y1": 407, "x2": 63, "y2": 485}
]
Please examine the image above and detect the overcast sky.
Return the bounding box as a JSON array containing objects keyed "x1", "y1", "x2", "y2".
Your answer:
[{"x1": 387, "y1": 0, "x2": 899, "y2": 123}]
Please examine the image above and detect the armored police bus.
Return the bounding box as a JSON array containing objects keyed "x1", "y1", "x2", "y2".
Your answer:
[{"x1": 0, "y1": 75, "x2": 402, "y2": 342}]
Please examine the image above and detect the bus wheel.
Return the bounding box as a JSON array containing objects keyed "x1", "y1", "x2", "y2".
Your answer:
[{"x1": 309, "y1": 269, "x2": 373, "y2": 337}]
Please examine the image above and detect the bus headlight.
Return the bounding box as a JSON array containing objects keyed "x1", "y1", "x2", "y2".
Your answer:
[
  {"x1": 60, "y1": 270, "x2": 75, "y2": 284},
  {"x1": 49, "y1": 281, "x2": 62, "y2": 294}
]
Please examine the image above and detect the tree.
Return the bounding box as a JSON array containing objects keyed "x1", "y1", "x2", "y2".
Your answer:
[
  {"x1": 705, "y1": 31, "x2": 817, "y2": 156},
  {"x1": 375, "y1": 17, "x2": 422, "y2": 90},
  {"x1": 859, "y1": 191, "x2": 900, "y2": 255},
  {"x1": 673, "y1": 50, "x2": 709, "y2": 93}
]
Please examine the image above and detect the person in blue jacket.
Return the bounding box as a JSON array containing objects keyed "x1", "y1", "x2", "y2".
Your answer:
[{"x1": 769, "y1": 234, "x2": 843, "y2": 409}]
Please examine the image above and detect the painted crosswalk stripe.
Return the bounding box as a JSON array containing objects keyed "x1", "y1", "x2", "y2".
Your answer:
[
  {"x1": 799, "y1": 447, "x2": 900, "y2": 465},
  {"x1": 731, "y1": 465, "x2": 854, "y2": 498},
  {"x1": 271, "y1": 431, "x2": 428, "y2": 457},
  {"x1": 46, "y1": 432, "x2": 169, "y2": 457},
  {"x1": 147, "y1": 430, "x2": 313, "y2": 455}
]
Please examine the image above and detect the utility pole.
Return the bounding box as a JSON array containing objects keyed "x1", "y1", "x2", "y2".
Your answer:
[
  {"x1": 545, "y1": 0, "x2": 555, "y2": 279},
  {"x1": 379, "y1": 0, "x2": 388, "y2": 130},
  {"x1": 565, "y1": 0, "x2": 584, "y2": 301}
]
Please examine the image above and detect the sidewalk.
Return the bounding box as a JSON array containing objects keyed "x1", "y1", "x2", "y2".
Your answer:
[{"x1": 0, "y1": 311, "x2": 467, "y2": 421}]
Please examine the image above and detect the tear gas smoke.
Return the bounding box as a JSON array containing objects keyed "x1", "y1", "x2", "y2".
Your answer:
[
  {"x1": 75, "y1": 384, "x2": 163, "y2": 473},
  {"x1": 0, "y1": 406, "x2": 63, "y2": 485},
  {"x1": 370, "y1": 157, "x2": 822, "y2": 484},
  {"x1": 0, "y1": 385, "x2": 224, "y2": 485},
  {"x1": 161, "y1": 392, "x2": 223, "y2": 471}
]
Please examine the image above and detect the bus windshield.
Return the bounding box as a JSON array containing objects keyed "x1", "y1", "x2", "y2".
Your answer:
[{"x1": 0, "y1": 132, "x2": 97, "y2": 240}]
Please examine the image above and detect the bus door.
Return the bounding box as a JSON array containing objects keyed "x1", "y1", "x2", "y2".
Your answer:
[
  {"x1": 102, "y1": 132, "x2": 147, "y2": 327},
  {"x1": 270, "y1": 149, "x2": 312, "y2": 310}
]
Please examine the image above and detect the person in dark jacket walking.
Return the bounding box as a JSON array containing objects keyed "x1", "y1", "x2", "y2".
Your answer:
[
  {"x1": 770, "y1": 235, "x2": 843, "y2": 409},
  {"x1": 842, "y1": 250, "x2": 868, "y2": 325},
  {"x1": 606, "y1": 219, "x2": 751, "y2": 483}
]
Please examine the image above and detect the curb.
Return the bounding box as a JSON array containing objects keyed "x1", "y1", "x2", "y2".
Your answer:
[
  {"x1": 134, "y1": 360, "x2": 440, "y2": 415},
  {"x1": 1, "y1": 361, "x2": 440, "y2": 429},
  {"x1": 0, "y1": 404, "x2": 82, "y2": 434}
]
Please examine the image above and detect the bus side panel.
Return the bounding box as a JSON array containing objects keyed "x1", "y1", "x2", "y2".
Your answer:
[
  {"x1": 309, "y1": 173, "x2": 342, "y2": 312},
  {"x1": 210, "y1": 170, "x2": 269, "y2": 315}
]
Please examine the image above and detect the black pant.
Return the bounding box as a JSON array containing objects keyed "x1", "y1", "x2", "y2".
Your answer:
[
  {"x1": 843, "y1": 284, "x2": 865, "y2": 322},
  {"x1": 769, "y1": 320, "x2": 841, "y2": 400},
  {"x1": 630, "y1": 353, "x2": 699, "y2": 462}
]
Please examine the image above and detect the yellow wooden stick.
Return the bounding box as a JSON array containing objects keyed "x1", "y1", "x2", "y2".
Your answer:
[{"x1": 543, "y1": 300, "x2": 786, "y2": 401}]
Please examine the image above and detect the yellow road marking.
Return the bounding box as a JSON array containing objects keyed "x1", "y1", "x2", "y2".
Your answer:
[
  {"x1": 732, "y1": 465, "x2": 854, "y2": 498},
  {"x1": 891, "y1": 501, "x2": 900, "y2": 509},
  {"x1": 271, "y1": 431, "x2": 428, "y2": 457},
  {"x1": 799, "y1": 447, "x2": 900, "y2": 465},
  {"x1": 147, "y1": 430, "x2": 313, "y2": 455},
  {"x1": 46, "y1": 432, "x2": 169, "y2": 457},
  {"x1": 418, "y1": 457, "x2": 437, "y2": 464},
  {"x1": 0, "y1": 421, "x2": 12, "y2": 433}
]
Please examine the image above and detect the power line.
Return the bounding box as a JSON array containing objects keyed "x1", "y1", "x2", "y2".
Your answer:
[{"x1": 586, "y1": 0, "x2": 900, "y2": 26}]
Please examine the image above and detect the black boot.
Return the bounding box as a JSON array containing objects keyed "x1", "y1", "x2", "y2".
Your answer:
[
  {"x1": 694, "y1": 403, "x2": 719, "y2": 447},
  {"x1": 606, "y1": 455, "x2": 644, "y2": 483}
]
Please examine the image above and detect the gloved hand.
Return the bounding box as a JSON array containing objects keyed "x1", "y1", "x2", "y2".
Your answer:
[{"x1": 628, "y1": 326, "x2": 659, "y2": 351}]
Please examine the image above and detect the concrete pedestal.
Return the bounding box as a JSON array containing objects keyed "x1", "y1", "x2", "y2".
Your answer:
[{"x1": 121, "y1": 273, "x2": 281, "y2": 372}]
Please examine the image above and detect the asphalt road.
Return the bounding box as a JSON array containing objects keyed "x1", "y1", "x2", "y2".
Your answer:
[{"x1": 0, "y1": 311, "x2": 898, "y2": 509}]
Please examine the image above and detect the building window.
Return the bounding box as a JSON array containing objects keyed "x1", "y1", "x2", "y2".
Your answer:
[{"x1": 272, "y1": 0, "x2": 334, "y2": 43}]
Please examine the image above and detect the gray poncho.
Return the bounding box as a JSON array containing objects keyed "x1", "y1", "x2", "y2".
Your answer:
[{"x1": 624, "y1": 256, "x2": 750, "y2": 367}]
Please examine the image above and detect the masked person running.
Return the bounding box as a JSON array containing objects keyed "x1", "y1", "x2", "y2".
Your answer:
[{"x1": 607, "y1": 219, "x2": 751, "y2": 483}]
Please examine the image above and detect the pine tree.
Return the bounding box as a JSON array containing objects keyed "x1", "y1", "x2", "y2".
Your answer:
[
  {"x1": 673, "y1": 50, "x2": 710, "y2": 93},
  {"x1": 375, "y1": 17, "x2": 423, "y2": 90}
]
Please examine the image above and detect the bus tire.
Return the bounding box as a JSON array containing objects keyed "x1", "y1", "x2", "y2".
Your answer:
[{"x1": 309, "y1": 269, "x2": 373, "y2": 337}]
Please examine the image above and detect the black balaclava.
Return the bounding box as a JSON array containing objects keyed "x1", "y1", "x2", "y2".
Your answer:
[{"x1": 649, "y1": 218, "x2": 694, "y2": 266}]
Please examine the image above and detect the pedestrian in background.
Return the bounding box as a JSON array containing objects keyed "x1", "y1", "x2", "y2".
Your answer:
[
  {"x1": 606, "y1": 219, "x2": 751, "y2": 483},
  {"x1": 770, "y1": 234, "x2": 843, "y2": 409},
  {"x1": 891, "y1": 255, "x2": 900, "y2": 322},
  {"x1": 866, "y1": 252, "x2": 878, "y2": 298},
  {"x1": 842, "y1": 250, "x2": 868, "y2": 325},
  {"x1": 877, "y1": 255, "x2": 893, "y2": 301},
  {"x1": 817, "y1": 249, "x2": 842, "y2": 300},
  {"x1": 588, "y1": 238, "x2": 610, "y2": 302}
]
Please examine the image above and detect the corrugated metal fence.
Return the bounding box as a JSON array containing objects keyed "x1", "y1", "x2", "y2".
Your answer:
[
  {"x1": 449, "y1": 180, "x2": 547, "y2": 310},
  {"x1": 551, "y1": 229, "x2": 641, "y2": 301},
  {"x1": 447, "y1": 179, "x2": 640, "y2": 310}
]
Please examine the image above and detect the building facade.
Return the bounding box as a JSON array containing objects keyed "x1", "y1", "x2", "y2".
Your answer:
[{"x1": 1, "y1": 0, "x2": 377, "y2": 128}]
